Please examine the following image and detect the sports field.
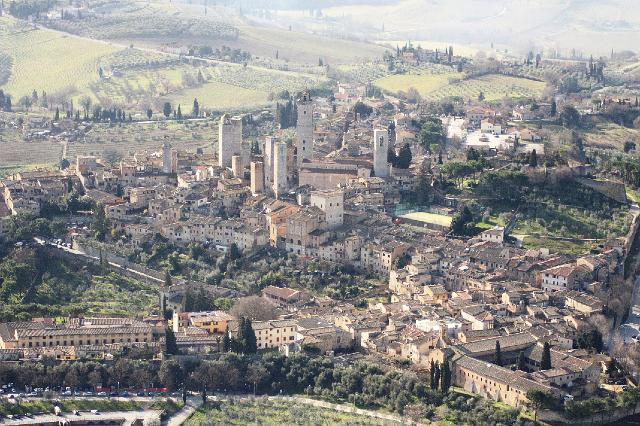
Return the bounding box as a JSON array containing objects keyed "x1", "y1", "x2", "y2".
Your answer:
[{"x1": 400, "y1": 211, "x2": 453, "y2": 227}]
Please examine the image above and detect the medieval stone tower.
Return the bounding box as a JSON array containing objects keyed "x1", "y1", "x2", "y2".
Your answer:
[
  {"x1": 296, "y1": 90, "x2": 314, "y2": 167},
  {"x1": 218, "y1": 114, "x2": 243, "y2": 168},
  {"x1": 373, "y1": 128, "x2": 389, "y2": 178},
  {"x1": 162, "y1": 142, "x2": 172, "y2": 174},
  {"x1": 264, "y1": 136, "x2": 276, "y2": 195},
  {"x1": 273, "y1": 141, "x2": 288, "y2": 199}
]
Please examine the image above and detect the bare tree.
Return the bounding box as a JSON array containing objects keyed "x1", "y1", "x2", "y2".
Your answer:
[{"x1": 230, "y1": 296, "x2": 277, "y2": 321}]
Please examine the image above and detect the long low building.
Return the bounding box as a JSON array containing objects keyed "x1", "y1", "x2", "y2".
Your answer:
[
  {"x1": 0, "y1": 318, "x2": 154, "y2": 350},
  {"x1": 452, "y1": 355, "x2": 557, "y2": 407}
]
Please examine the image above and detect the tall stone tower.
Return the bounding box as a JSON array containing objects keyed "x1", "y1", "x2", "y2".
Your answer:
[
  {"x1": 263, "y1": 136, "x2": 276, "y2": 195},
  {"x1": 250, "y1": 161, "x2": 264, "y2": 195},
  {"x1": 218, "y1": 114, "x2": 243, "y2": 168},
  {"x1": 273, "y1": 142, "x2": 288, "y2": 199},
  {"x1": 373, "y1": 128, "x2": 389, "y2": 177},
  {"x1": 162, "y1": 142, "x2": 172, "y2": 174},
  {"x1": 296, "y1": 90, "x2": 314, "y2": 167}
]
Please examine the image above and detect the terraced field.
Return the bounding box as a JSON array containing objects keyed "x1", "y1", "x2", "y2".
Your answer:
[
  {"x1": 0, "y1": 123, "x2": 62, "y2": 167},
  {"x1": 64, "y1": 120, "x2": 215, "y2": 161},
  {"x1": 0, "y1": 16, "x2": 328, "y2": 113},
  {"x1": 0, "y1": 17, "x2": 119, "y2": 101},
  {"x1": 89, "y1": 62, "x2": 327, "y2": 112},
  {"x1": 376, "y1": 71, "x2": 546, "y2": 101}
]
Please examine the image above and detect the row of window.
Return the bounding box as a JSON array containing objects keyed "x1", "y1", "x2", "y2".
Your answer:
[{"x1": 22, "y1": 337, "x2": 148, "y2": 348}]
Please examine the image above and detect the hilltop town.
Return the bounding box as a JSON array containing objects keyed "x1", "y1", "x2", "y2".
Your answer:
[{"x1": 1, "y1": 1, "x2": 640, "y2": 423}]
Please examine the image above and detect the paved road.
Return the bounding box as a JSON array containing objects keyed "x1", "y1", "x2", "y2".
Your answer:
[
  {"x1": 34, "y1": 237, "x2": 165, "y2": 286},
  {"x1": 165, "y1": 398, "x2": 201, "y2": 426}
]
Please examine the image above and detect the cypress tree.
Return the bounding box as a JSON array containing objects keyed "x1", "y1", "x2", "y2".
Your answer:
[
  {"x1": 433, "y1": 362, "x2": 441, "y2": 391},
  {"x1": 165, "y1": 327, "x2": 178, "y2": 355},
  {"x1": 517, "y1": 351, "x2": 526, "y2": 371},
  {"x1": 494, "y1": 341, "x2": 503, "y2": 366},
  {"x1": 529, "y1": 149, "x2": 538, "y2": 167},
  {"x1": 244, "y1": 319, "x2": 257, "y2": 354},
  {"x1": 541, "y1": 342, "x2": 552, "y2": 370},
  {"x1": 236, "y1": 317, "x2": 247, "y2": 352},
  {"x1": 440, "y1": 361, "x2": 451, "y2": 393},
  {"x1": 430, "y1": 360, "x2": 436, "y2": 389},
  {"x1": 222, "y1": 326, "x2": 231, "y2": 352},
  {"x1": 54, "y1": 107, "x2": 59, "y2": 121}
]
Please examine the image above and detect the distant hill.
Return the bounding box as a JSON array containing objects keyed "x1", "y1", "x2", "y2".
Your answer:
[{"x1": 240, "y1": 0, "x2": 640, "y2": 57}]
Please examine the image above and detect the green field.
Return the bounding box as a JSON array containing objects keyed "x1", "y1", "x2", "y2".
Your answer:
[
  {"x1": 375, "y1": 67, "x2": 455, "y2": 95},
  {"x1": 0, "y1": 15, "x2": 329, "y2": 113},
  {"x1": 0, "y1": 17, "x2": 119, "y2": 101},
  {"x1": 375, "y1": 72, "x2": 546, "y2": 101},
  {"x1": 186, "y1": 399, "x2": 396, "y2": 426},
  {"x1": 400, "y1": 211, "x2": 453, "y2": 227}
]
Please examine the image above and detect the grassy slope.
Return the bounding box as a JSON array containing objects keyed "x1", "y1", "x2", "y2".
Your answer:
[
  {"x1": 186, "y1": 400, "x2": 391, "y2": 426},
  {"x1": 175, "y1": 81, "x2": 267, "y2": 111},
  {"x1": 583, "y1": 122, "x2": 640, "y2": 151},
  {"x1": 0, "y1": 17, "x2": 119, "y2": 100},
  {"x1": 235, "y1": 25, "x2": 388, "y2": 65}
]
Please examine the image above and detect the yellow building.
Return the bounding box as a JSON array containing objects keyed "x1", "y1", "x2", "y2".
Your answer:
[
  {"x1": 173, "y1": 311, "x2": 236, "y2": 335},
  {"x1": 230, "y1": 319, "x2": 297, "y2": 349},
  {"x1": 0, "y1": 318, "x2": 154, "y2": 350}
]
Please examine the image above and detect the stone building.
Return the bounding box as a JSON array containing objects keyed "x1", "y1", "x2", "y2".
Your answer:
[
  {"x1": 373, "y1": 128, "x2": 389, "y2": 177},
  {"x1": 296, "y1": 91, "x2": 314, "y2": 167},
  {"x1": 218, "y1": 114, "x2": 243, "y2": 168}
]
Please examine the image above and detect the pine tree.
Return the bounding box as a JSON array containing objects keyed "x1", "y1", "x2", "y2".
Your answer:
[
  {"x1": 541, "y1": 342, "x2": 552, "y2": 370},
  {"x1": 494, "y1": 341, "x2": 503, "y2": 366}
]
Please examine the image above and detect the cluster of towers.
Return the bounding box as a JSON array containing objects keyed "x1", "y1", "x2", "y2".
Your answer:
[
  {"x1": 217, "y1": 91, "x2": 315, "y2": 200},
  {"x1": 216, "y1": 89, "x2": 391, "y2": 198}
]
